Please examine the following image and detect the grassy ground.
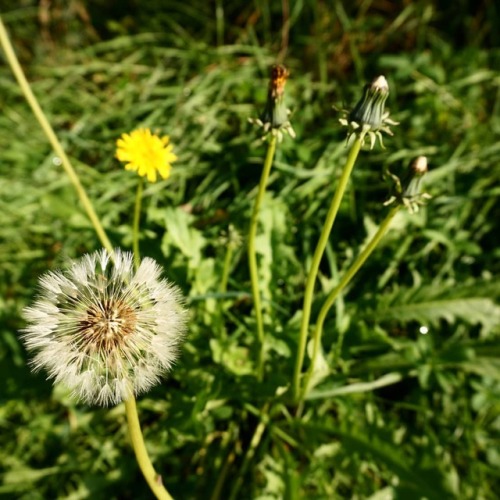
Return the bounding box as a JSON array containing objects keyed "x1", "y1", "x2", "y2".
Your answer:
[{"x1": 1, "y1": 1, "x2": 499, "y2": 498}]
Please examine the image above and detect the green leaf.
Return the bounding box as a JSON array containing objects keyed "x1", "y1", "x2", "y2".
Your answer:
[
  {"x1": 306, "y1": 372, "x2": 406, "y2": 400},
  {"x1": 365, "y1": 282, "x2": 500, "y2": 335},
  {"x1": 302, "y1": 423, "x2": 454, "y2": 500},
  {"x1": 161, "y1": 206, "x2": 206, "y2": 269}
]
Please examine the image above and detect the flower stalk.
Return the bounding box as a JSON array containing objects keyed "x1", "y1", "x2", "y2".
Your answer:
[
  {"x1": 228, "y1": 404, "x2": 269, "y2": 500},
  {"x1": 248, "y1": 64, "x2": 293, "y2": 379},
  {"x1": 293, "y1": 75, "x2": 399, "y2": 401},
  {"x1": 300, "y1": 205, "x2": 401, "y2": 399},
  {"x1": 0, "y1": 17, "x2": 113, "y2": 256},
  {"x1": 125, "y1": 395, "x2": 174, "y2": 500},
  {"x1": 292, "y1": 135, "x2": 363, "y2": 401},
  {"x1": 248, "y1": 135, "x2": 277, "y2": 380},
  {"x1": 300, "y1": 156, "x2": 430, "y2": 399}
]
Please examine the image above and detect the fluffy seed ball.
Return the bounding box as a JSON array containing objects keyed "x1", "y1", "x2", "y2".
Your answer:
[{"x1": 21, "y1": 249, "x2": 187, "y2": 406}]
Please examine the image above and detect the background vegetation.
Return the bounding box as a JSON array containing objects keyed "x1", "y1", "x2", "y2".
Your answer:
[{"x1": 1, "y1": 0, "x2": 499, "y2": 498}]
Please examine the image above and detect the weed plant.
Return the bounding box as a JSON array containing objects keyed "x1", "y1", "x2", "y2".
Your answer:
[{"x1": 1, "y1": 1, "x2": 499, "y2": 499}]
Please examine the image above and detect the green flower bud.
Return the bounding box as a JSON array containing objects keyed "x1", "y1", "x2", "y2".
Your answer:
[
  {"x1": 349, "y1": 76, "x2": 389, "y2": 130},
  {"x1": 261, "y1": 64, "x2": 289, "y2": 128},
  {"x1": 401, "y1": 156, "x2": 428, "y2": 200},
  {"x1": 384, "y1": 156, "x2": 431, "y2": 213},
  {"x1": 250, "y1": 64, "x2": 295, "y2": 141},
  {"x1": 338, "y1": 75, "x2": 398, "y2": 149}
]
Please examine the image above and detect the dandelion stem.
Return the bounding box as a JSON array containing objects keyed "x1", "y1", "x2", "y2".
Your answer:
[
  {"x1": 301, "y1": 205, "x2": 401, "y2": 399},
  {"x1": 210, "y1": 424, "x2": 237, "y2": 500},
  {"x1": 248, "y1": 135, "x2": 277, "y2": 380},
  {"x1": 292, "y1": 135, "x2": 363, "y2": 402},
  {"x1": 125, "y1": 396, "x2": 173, "y2": 500},
  {"x1": 228, "y1": 404, "x2": 269, "y2": 500},
  {"x1": 0, "y1": 17, "x2": 113, "y2": 256},
  {"x1": 133, "y1": 177, "x2": 144, "y2": 269},
  {"x1": 220, "y1": 238, "x2": 233, "y2": 296},
  {"x1": 216, "y1": 235, "x2": 234, "y2": 339}
]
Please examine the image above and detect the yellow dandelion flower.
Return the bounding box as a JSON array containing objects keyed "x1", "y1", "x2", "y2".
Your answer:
[{"x1": 115, "y1": 128, "x2": 178, "y2": 183}]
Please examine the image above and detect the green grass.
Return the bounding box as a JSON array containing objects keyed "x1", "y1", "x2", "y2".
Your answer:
[{"x1": 1, "y1": 1, "x2": 499, "y2": 498}]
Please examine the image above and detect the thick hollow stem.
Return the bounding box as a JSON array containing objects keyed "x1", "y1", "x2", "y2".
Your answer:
[
  {"x1": 301, "y1": 205, "x2": 401, "y2": 399},
  {"x1": 292, "y1": 136, "x2": 363, "y2": 401},
  {"x1": 0, "y1": 17, "x2": 113, "y2": 256},
  {"x1": 248, "y1": 136, "x2": 277, "y2": 380},
  {"x1": 124, "y1": 396, "x2": 173, "y2": 500}
]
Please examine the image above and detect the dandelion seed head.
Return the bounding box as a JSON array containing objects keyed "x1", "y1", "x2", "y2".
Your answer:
[{"x1": 21, "y1": 249, "x2": 187, "y2": 406}]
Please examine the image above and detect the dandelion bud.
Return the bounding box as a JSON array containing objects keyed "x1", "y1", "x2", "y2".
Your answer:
[
  {"x1": 250, "y1": 64, "x2": 295, "y2": 141},
  {"x1": 384, "y1": 156, "x2": 431, "y2": 213},
  {"x1": 21, "y1": 249, "x2": 187, "y2": 406},
  {"x1": 339, "y1": 75, "x2": 398, "y2": 149},
  {"x1": 349, "y1": 76, "x2": 389, "y2": 130},
  {"x1": 262, "y1": 64, "x2": 289, "y2": 129},
  {"x1": 401, "y1": 155, "x2": 428, "y2": 199}
]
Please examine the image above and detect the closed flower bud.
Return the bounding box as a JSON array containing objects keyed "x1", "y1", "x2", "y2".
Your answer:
[
  {"x1": 384, "y1": 156, "x2": 431, "y2": 213},
  {"x1": 349, "y1": 75, "x2": 389, "y2": 129},
  {"x1": 339, "y1": 75, "x2": 398, "y2": 149},
  {"x1": 261, "y1": 64, "x2": 290, "y2": 128},
  {"x1": 401, "y1": 155, "x2": 428, "y2": 200},
  {"x1": 250, "y1": 64, "x2": 295, "y2": 141}
]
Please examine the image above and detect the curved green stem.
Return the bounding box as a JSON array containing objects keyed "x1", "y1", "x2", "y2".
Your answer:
[
  {"x1": 301, "y1": 205, "x2": 401, "y2": 399},
  {"x1": 220, "y1": 239, "x2": 233, "y2": 296},
  {"x1": 125, "y1": 396, "x2": 173, "y2": 500},
  {"x1": 133, "y1": 177, "x2": 144, "y2": 269},
  {"x1": 248, "y1": 136, "x2": 277, "y2": 380},
  {"x1": 210, "y1": 424, "x2": 237, "y2": 500},
  {"x1": 228, "y1": 404, "x2": 269, "y2": 500},
  {"x1": 292, "y1": 136, "x2": 363, "y2": 401},
  {"x1": 0, "y1": 17, "x2": 113, "y2": 256},
  {"x1": 216, "y1": 235, "x2": 235, "y2": 339}
]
